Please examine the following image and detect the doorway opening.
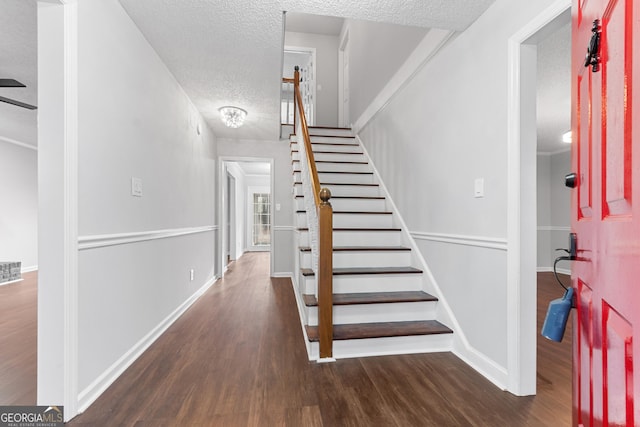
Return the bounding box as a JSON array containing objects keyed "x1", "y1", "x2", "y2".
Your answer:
[
  {"x1": 282, "y1": 47, "x2": 316, "y2": 126},
  {"x1": 220, "y1": 158, "x2": 274, "y2": 276},
  {"x1": 506, "y1": 0, "x2": 571, "y2": 395}
]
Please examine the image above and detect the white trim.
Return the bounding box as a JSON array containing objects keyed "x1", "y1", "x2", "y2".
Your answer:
[
  {"x1": 410, "y1": 231, "x2": 507, "y2": 251},
  {"x1": 271, "y1": 271, "x2": 294, "y2": 278},
  {"x1": 0, "y1": 278, "x2": 24, "y2": 286},
  {"x1": 78, "y1": 226, "x2": 217, "y2": 250},
  {"x1": 77, "y1": 274, "x2": 219, "y2": 413},
  {"x1": 62, "y1": 1, "x2": 79, "y2": 419},
  {"x1": 273, "y1": 225, "x2": 295, "y2": 231},
  {"x1": 452, "y1": 345, "x2": 509, "y2": 391},
  {"x1": 22, "y1": 265, "x2": 39, "y2": 273},
  {"x1": 0, "y1": 136, "x2": 38, "y2": 151},
  {"x1": 537, "y1": 225, "x2": 571, "y2": 232},
  {"x1": 352, "y1": 29, "x2": 455, "y2": 134},
  {"x1": 507, "y1": 0, "x2": 571, "y2": 397}
]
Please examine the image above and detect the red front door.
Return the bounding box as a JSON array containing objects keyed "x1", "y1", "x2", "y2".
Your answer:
[{"x1": 572, "y1": 0, "x2": 639, "y2": 425}]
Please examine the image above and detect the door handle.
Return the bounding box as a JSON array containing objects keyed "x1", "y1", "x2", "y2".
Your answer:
[{"x1": 565, "y1": 172, "x2": 577, "y2": 188}]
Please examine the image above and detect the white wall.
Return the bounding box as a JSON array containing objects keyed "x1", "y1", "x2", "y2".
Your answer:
[
  {"x1": 342, "y1": 20, "x2": 428, "y2": 123},
  {"x1": 0, "y1": 142, "x2": 38, "y2": 271},
  {"x1": 217, "y1": 139, "x2": 295, "y2": 276},
  {"x1": 537, "y1": 151, "x2": 571, "y2": 272},
  {"x1": 285, "y1": 32, "x2": 339, "y2": 127},
  {"x1": 357, "y1": 0, "x2": 562, "y2": 388},
  {"x1": 74, "y1": 0, "x2": 218, "y2": 404}
]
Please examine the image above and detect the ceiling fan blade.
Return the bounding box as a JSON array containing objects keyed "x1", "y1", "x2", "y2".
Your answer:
[
  {"x1": 0, "y1": 96, "x2": 37, "y2": 110},
  {"x1": 0, "y1": 79, "x2": 26, "y2": 88}
]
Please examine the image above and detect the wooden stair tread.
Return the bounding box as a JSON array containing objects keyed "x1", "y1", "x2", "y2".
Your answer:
[
  {"x1": 293, "y1": 170, "x2": 373, "y2": 175},
  {"x1": 295, "y1": 195, "x2": 385, "y2": 200},
  {"x1": 301, "y1": 266, "x2": 422, "y2": 276},
  {"x1": 299, "y1": 246, "x2": 410, "y2": 252},
  {"x1": 294, "y1": 182, "x2": 378, "y2": 187},
  {"x1": 308, "y1": 125, "x2": 352, "y2": 130},
  {"x1": 291, "y1": 141, "x2": 358, "y2": 146},
  {"x1": 306, "y1": 320, "x2": 452, "y2": 342},
  {"x1": 297, "y1": 227, "x2": 401, "y2": 232},
  {"x1": 292, "y1": 160, "x2": 369, "y2": 165},
  {"x1": 303, "y1": 291, "x2": 437, "y2": 307},
  {"x1": 296, "y1": 210, "x2": 392, "y2": 215}
]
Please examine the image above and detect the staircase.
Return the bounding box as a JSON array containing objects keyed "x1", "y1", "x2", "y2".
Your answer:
[{"x1": 291, "y1": 126, "x2": 453, "y2": 360}]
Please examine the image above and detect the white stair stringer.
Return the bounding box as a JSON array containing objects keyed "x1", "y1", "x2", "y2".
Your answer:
[{"x1": 290, "y1": 128, "x2": 454, "y2": 361}]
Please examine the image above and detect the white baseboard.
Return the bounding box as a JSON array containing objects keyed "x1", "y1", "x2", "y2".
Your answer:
[
  {"x1": 271, "y1": 272, "x2": 294, "y2": 278},
  {"x1": 77, "y1": 274, "x2": 219, "y2": 413},
  {"x1": 0, "y1": 278, "x2": 24, "y2": 286},
  {"x1": 22, "y1": 265, "x2": 38, "y2": 273},
  {"x1": 452, "y1": 339, "x2": 508, "y2": 391}
]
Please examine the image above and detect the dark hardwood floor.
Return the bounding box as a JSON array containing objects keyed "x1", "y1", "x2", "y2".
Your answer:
[
  {"x1": 0, "y1": 260, "x2": 570, "y2": 425},
  {"x1": 64, "y1": 255, "x2": 572, "y2": 426},
  {"x1": 0, "y1": 271, "x2": 37, "y2": 405}
]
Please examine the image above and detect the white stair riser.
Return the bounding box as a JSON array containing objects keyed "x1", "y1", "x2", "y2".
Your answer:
[
  {"x1": 295, "y1": 197, "x2": 387, "y2": 212},
  {"x1": 297, "y1": 230, "x2": 402, "y2": 247},
  {"x1": 296, "y1": 212, "x2": 393, "y2": 228},
  {"x1": 306, "y1": 301, "x2": 437, "y2": 326},
  {"x1": 301, "y1": 273, "x2": 423, "y2": 295},
  {"x1": 291, "y1": 142, "x2": 362, "y2": 154},
  {"x1": 293, "y1": 161, "x2": 371, "y2": 173},
  {"x1": 293, "y1": 171, "x2": 374, "y2": 185},
  {"x1": 314, "y1": 152, "x2": 367, "y2": 162},
  {"x1": 293, "y1": 152, "x2": 367, "y2": 163},
  {"x1": 322, "y1": 334, "x2": 453, "y2": 360},
  {"x1": 334, "y1": 273, "x2": 423, "y2": 293},
  {"x1": 308, "y1": 129, "x2": 353, "y2": 138},
  {"x1": 294, "y1": 183, "x2": 380, "y2": 197},
  {"x1": 299, "y1": 250, "x2": 412, "y2": 269}
]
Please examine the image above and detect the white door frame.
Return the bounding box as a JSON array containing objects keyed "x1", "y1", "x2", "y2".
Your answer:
[
  {"x1": 338, "y1": 30, "x2": 350, "y2": 128},
  {"x1": 506, "y1": 0, "x2": 571, "y2": 396},
  {"x1": 219, "y1": 157, "x2": 275, "y2": 275}
]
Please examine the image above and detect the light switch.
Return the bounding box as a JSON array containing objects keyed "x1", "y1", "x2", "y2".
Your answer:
[
  {"x1": 276, "y1": 203, "x2": 281, "y2": 211},
  {"x1": 474, "y1": 178, "x2": 484, "y2": 198},
  {"x1": 131, "y1": 177, "x2": 143, "y2": 197}
]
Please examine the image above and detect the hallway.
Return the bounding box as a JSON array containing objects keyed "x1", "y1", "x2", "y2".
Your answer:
[{"x1": 65, "y1": 253, "x2": 571, "y2": 426}]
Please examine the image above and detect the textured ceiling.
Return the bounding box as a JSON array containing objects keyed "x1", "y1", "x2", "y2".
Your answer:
[
  {"x1": 117, "y1": 0, "x2": 497, "y2": 140},
  {"x1": 537, "y1": 23, "x2": 571, "y2": 154},
  {"x1": 0, "y1": 0, "x2": 37, "y2": 147},
  {"x1": 286, "y1": 12, "x2": 344, "y2": 36}
]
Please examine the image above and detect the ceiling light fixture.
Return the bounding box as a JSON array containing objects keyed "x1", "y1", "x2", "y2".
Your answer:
[
  {"x1": 562, "y1": 131, "x2": 572, "y2": 144},
  {"x1": 219, "y1": 106, "x2": 247, "y2": 128}
]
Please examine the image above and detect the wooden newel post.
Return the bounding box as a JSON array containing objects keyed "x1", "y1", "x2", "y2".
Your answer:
[{"x1": 318, "y1": 187, "x2": 333, "y2": 359}]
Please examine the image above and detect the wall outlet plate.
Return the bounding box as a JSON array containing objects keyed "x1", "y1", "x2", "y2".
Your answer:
[{"x1": 131, "y1": 177, "x2": 143, "y2": 197}]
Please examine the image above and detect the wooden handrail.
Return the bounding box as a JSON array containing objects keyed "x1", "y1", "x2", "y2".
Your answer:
[
  {"x1": 293, "y1": 68, "x2": 321, "y2": 206},
  {"x1": 292, "y1": 66, "x2": 333, "y2": 358}
]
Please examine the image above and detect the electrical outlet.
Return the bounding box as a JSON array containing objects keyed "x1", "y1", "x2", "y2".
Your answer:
[{"x1": 190, "y1": 269, "x2": 194, "y2": 281}]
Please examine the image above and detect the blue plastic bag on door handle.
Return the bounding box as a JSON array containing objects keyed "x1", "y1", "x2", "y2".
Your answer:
[{"x1": 541, "y1": 287, "x2": 574, "y2": 342}]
